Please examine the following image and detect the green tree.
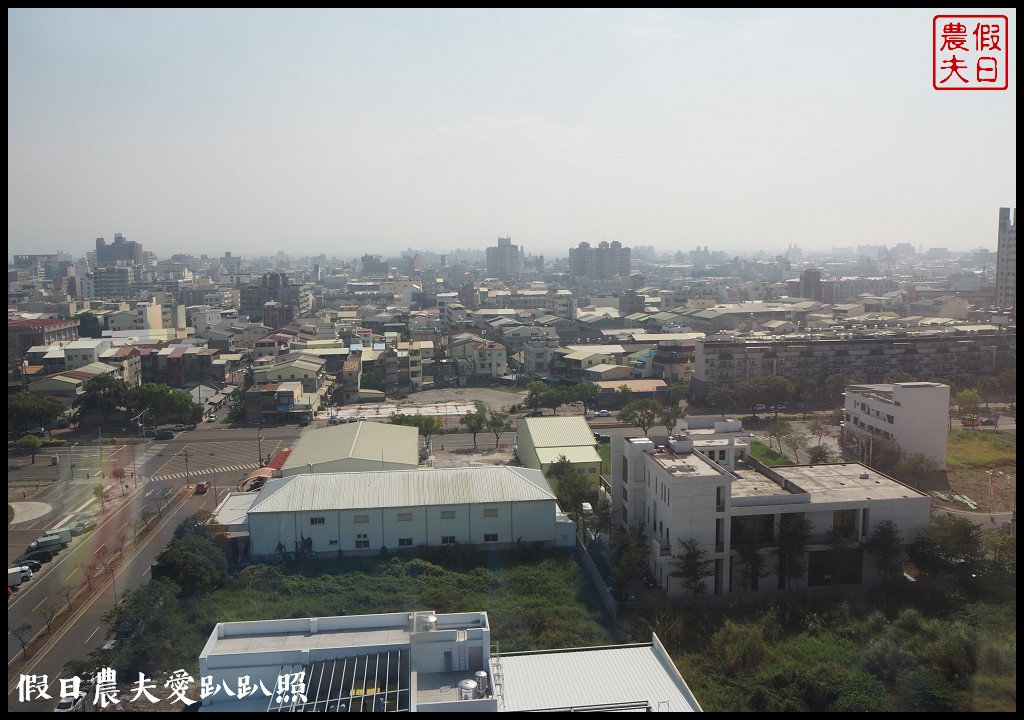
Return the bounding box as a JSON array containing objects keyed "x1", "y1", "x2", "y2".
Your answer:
[
  {"x1": 610, "y1": 525, "x2": 646, "y2": 592},
  {"x1": 864, "y1": 520, "x2": 904, "y2": 583},
  {"x1": 785, "y1": 432, "x2": 808, "y2": 463},
  {"x1": 706, "y1": 387, "x2": 735, "y2": 417},
  {"x1": 766, "y1": 420, "x2": 793, "y2": 453},
  {"x1": 93, "y1": 483, "x2": 106, "y2": 510},
  {"x1": 73, "y1": 375, "x2": 130, "y2": 425},
  {"x1": 665, "y1": 381, "x2": 689, "y2": 408},
  {"x1": 734, "y1": 543, "x2": 769, "y2": 594},
  {"x1": 895, "y1": 452, "x2": 941, "y2": 489},
  {"x1": 76, "y1": 311, "x2": 104, "y2": 338},
  {"x1": 983, "y1": 528, "x2": 1016, "y2": 576},
  {"x1": 614, "y1": 384, "x2": 633, "y2": 408},
  {"x1": 225, "y1": 387, "x2": 247, "y2": 423},
  {"x1": 524, "y1": 381, "x2": 547, "y2": 414},
  {"x1": 619, "y1": 399, "x2": 662, "y2": 435},
  {"x1": 824, "y1": 373, "x2": 851, "y2": 406},
  {"x1": 15, "y1": 434, "x2": 42, "y2": 463},
  {"x1": 155, "y1": 536, "x2": 227, "y2": 594},
  {"x1": 174, "y1": 511, "x2": 227, "y2": 541},
  {"x1": 7, "y1": 392, "x2": 35, "y2": 432},
  {"x1": 806, "y1": 444, "x2": 837, "y2": 464},
  {"x1": 907, "y1": 514, "x2": 985, "y2": 580},
  {"x1": 36, "y1": 601, "x2": 64, "y2": 633},
  {"x1": 659, "y1": 403, "x2": 686, "y2": 436},
  {"x1": 670, "y1": 538, "x2": 715, "y2": 598},
  {"x1": 10, "y1": 623, "x2": 33, "y2": 659},
  {"x1": 458, "y1": 405, "x2": 487, "y2": 448},
  {"x1": 541, "y1": 387, "x2": 568, "y2": 415},
  {"x1": 776, "y1": 513, "x2": 812, "y2": 589},
  {"x1": 567, "y1": 382, "x2": 599, "y2": 414},
  {"x1": 954, "y1": 389, "x2": 981, "y2": 417},
  {"x1": 486, "y1": 409, "x2": 513, "y2": 448},
  {"x1": 807, "y1": 414, "x2": 832, "y2": 445},
  {"x1": 976, "y1": 377, "x2": 998, "y2": 410},
  {"x1": 545, "y1": 455, "x2": 592, "y2": 523}
]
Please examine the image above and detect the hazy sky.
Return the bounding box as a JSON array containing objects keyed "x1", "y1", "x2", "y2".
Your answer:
[{"x1": 8, "y1": 8, "x2": 1017, "y2": 261}]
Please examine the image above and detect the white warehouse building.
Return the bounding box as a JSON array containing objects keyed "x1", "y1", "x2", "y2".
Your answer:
[
  {"x1": 611, "y1": 422, "x2": 932, "y2": 599},
  {"x1": 843, "y1": 381, "x2": 951, "y2": 469},
  {"x1": 240, "y1": 466, "x2": 577, "y2": 558}
]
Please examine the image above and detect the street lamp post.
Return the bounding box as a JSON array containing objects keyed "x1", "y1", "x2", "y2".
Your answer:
[
  {"x1": 258, "y1": 434, "x2": 265, "y2": 467},
  {"x1": 69, "y1": 442, "x2": 79, "y2": 481}
]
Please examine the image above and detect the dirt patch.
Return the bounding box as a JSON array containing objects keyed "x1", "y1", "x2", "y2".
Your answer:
[
  {"x1": 428, "y1": 447, "x2": 516, "y2": 468},
  {"x1": 401, "y1": 386, "x2": 527, "y2": 412},
  {"x1": 933, "y1": 468, "x2": 1016, "y2": 514}
]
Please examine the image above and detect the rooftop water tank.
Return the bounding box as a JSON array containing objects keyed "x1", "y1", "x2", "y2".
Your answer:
[{"x1": 458, "y1": 679, "x2": 478, "y2": 701}]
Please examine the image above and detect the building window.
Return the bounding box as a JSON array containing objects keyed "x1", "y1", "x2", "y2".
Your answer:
[
  {"x1": 398, "y1": 537, "x2": 413, "y2": 547},
  {"x1": 441, "y1": 535, "x2": 456, "y2": 545},
  {"x1": 621, "y1": 487, "x2": 629, "y2": 501},
  {"x1": 354, "y1": 514, "x2": 369, "y2": 524},
  {"x1": 398, "y1": 512, "x2": 413, "y2": 522},
  {"x1": 440, "y1": 510, "x2": 456, "y2": 520},
  {"x1": 329, "y1": 540, "x2": 338, "y2": 546},
  {"x1": 483, "y1": 508, "x2": 498, "y2": 518},
  {"x1": 355, "y1": 533, "x2": 369, "y2": 549},
  {"x1": 310, "y1": 517, "x2": 325, "y2": 525},
  {"x1": 484, "y1": 533, "x2": 498, "y2": 542},
  {"x1": 589, "y1": 467, "x2": 596, "y2": 473}
]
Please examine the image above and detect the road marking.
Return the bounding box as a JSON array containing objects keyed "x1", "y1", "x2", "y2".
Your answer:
[
  {"x1": 84, "y1": 626, "x2": 100, "y2": 645},
  {"x1": 34, "y1": 596, "x2": 48, "y2": 611}
]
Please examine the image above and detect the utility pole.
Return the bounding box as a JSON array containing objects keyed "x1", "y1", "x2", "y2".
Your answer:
[
  {"x1": 129, "y1": 408, "x2": 149, "y2": 488},
  {"x1": 179, "y1": 449, "x2": 191, "y2": 488}
]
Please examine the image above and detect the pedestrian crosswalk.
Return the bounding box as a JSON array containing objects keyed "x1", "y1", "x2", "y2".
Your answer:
[{"x1": 151, "y1": 462, "x2": 260, "y2": 482}]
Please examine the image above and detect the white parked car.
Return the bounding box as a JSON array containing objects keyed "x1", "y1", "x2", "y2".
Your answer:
[{"x1": 595, "y1": 410, "x2": 612, "y2": 417}]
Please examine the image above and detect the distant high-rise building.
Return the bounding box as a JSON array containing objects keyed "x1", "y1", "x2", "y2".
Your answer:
[
  {"x1": 95, "y1": 232, "x2": 144, "y2": 267},
  {"x1": 568, "y1": 241, "x2": 630, "y2": 279},
  {"x1": 239, "y1": 272, "x2": 312, "y2": 323},
  {"x1": 786, "y1": 268, "x2": 835, "y2": 303},
  {"x1": 995, "y1": 207, "x2": 1016, "y2": 310},
  {"x1": 485, "y1": 236, "x2": 524, "y2": 279}
]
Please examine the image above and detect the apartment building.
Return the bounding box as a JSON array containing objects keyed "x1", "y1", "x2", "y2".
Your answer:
[
  {"x1": 843, "y1": 382, "x2": 950, "y2": 469},
  {"x1": 692, "y1": 328, "x2": 1014, "y2": 401},
  {"x1": 610, "y1": 421, "x2": 931, "y2": 599}
]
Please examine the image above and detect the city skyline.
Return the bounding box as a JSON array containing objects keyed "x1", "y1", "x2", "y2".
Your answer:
[{"x1": 8, "y1": 8, "x2": 1017, "y2": 261}]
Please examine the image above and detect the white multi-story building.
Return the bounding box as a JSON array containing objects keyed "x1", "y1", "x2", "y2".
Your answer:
[
  {"x1": 610, "y1": 420, "x2": 931, "y2": 599},
  {"x1": 842, "y1": 381, "x2": 951, "y2": 469}
]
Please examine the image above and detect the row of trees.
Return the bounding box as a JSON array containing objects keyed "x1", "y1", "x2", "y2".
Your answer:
[
  {"x1": 702, "y1": 367, "x2": 1017, "y2": 416},
  {"x1": 611, "y1": 512, "x2": 1014, "y2": 601},
  {"x1": 70, "y1": 376, "x2": 204, "y2": 427},
  {"x1": 388, "y1": 404, "x2": 517, "y2": 449},
  {"x1": 8, "y1": 393, "x2": 66, "y2": 437}
]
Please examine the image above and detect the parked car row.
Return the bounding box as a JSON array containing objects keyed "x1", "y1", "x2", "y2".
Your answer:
[{"x1": 328, "y1": 416, "x2": 368, "y2": 425}]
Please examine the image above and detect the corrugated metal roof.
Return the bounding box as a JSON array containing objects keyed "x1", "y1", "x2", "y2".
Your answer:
[
  {"x1": 520, "y1": 416, "x2": 596, "y2": 448},
  {"x1": 497, "y1": 642, "x2": 702, "y2": 712},
  {"x1": 283, "y1": 423, "x2": 418, "y2": 470},
  {"x1": 248, "y1": 466, "x2": 555, "y2": 514}
]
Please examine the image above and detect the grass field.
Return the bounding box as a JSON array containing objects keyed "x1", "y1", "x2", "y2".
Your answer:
[
  {"x1": 749, "y1": 440, "x2": 793, "y2": 467},
  {"x1": 946, "y1": 429, "x2": 1017, "y2": 471}
]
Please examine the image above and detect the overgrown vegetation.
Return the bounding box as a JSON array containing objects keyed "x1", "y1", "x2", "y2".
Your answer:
[
  {"x1": 945, "y1": 429, "x2": 1017, "y2": 471},
  {"x1": 67, "y1": 545, "x2": 614, "y2": 685},
  {"x1": 749, "y1": 440, "x2": 792, "y2": 466}
]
